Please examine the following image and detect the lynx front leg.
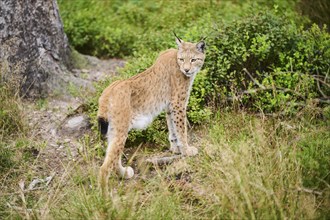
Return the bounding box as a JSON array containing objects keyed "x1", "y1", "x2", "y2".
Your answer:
[
  {"x1": 169, "y1": 106, "x2": 198, "y2": 156},
  {"x1": 166, "y1": 111, "x2": 180, "y2": 154}
]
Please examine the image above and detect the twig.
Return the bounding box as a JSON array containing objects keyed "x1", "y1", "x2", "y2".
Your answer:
[
  {"x1": 315, "y1": 69, "x2": 329, "y2": 98},
  {"x1": 312, "y1": 98, "x2": 330, "y2": 104},
  {"x1": 146, "y1": 155, "x2": 182, "y2": 165},
  {"x1": 297, "y1": 187, "x2": 322, "y2": 196},
  {"x1": 242, "y1": 68, "x2": 266, "y2": 89},
  {"x1": 127, "y1": 143, "x2": 143, "y2": 165},
  {"x1": 6, "y1": 203, "x2": 33, "y2": 214},
  {"x1": 312, "y1": 75, "x2": 330, "y2": 88},
  {"x1": 234, "y1": 86, "x2": 305, "y2": 98}
]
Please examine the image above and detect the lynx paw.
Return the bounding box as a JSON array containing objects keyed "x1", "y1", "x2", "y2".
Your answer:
[
  {"x1": 121, "y1": 166, "x2": 134, "y2": 179},
  {"x1": 170, "y1": 145, "x2": 181, "y2": 154},
  {"x1": 185, "y1": 146, "x2": 198, "y2": 156}
]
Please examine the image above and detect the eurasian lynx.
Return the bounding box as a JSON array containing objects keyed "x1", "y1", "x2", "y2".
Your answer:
[{"x1": 97, "y1": 35, "x2": 206, "y2": 192}]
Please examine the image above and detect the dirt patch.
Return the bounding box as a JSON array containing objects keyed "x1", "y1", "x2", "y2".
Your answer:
[{"x1": 25, "y1": 56, "x2": 125, "y2": 176}]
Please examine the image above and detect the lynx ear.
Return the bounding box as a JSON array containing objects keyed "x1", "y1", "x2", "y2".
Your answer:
[
  {"x1": 173, "y1": 32, "x2": 183, "y2": 47},
  {"x1": 196, "y1": 41, "x2": 206, "y2": 53}
]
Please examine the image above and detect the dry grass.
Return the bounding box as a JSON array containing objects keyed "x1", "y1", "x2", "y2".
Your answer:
[{"x1": 1, "y1": 106, "x2": 329, "y2": 219}]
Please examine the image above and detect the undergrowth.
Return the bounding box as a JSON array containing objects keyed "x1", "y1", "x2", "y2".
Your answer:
[
  {"x1": 1, "y1": 1, "x2": 329, "y2": 219},
  {"x1": 0, "y1": 84, "x2": 46, "y2": 218},
  {"x1": 1, "y1": 110, "x2": 329, "y2": 219}
]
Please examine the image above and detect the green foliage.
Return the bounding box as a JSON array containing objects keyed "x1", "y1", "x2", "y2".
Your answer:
[
  {"x1": 206, "y1": 11, "x2": 330, "y2": 113},
  {"x1": 187, "y1": 70, "x2": 212, "y2": 123},
  {"x1": 298, "y1": 0, "x2": 330, "y2": 31},
  {"x1": 253, "y1": 71, "x2": 317, "y2": 113},
  {"x1": 297, "y1": 130, "x2": 330, "y2": 189},
  {"x1": 59, "y1": 0, "x2": 330, "y2": 120},
  {"x1": 73, "y1": 2, "x2": 330, "y2": 146},
  {"x1": 58, "y1": 0, "x2": 241, "y2": 58},
  {"x1": 0, "y1": 143, "x2": 14, "y2": 174},
  {"x1": 58, "y1": 0, "x2": 135, "y2": 57},
  {"x1": 127, "y1": 115, "x2": 168, "y2": 148}
]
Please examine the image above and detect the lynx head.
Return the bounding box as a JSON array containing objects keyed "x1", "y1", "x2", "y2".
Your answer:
[{"x1": 175, "y1": 34, "x2": 206, "y2": 77}]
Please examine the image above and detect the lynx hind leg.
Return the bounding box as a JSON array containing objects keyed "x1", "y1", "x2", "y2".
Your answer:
[
  {"x1": 118, "y1": 155, "x2": 134, "y2": 179},
  {"x1": 99, "y1": 127, "x2": 132, "y2": 194}
]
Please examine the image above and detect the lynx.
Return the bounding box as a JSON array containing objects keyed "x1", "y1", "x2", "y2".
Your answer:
[{"x1": 97, "y1": 35, "x2": 206, "y2": 192}]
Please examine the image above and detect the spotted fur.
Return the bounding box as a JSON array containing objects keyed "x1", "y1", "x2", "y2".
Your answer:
[{"x1": 97, "y1": 36, "x2": 206, "y2": 193}]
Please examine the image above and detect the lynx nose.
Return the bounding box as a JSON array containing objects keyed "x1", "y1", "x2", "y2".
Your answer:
[{"x1": 184, "y1": 69, "x2": 190, "y2": 73}]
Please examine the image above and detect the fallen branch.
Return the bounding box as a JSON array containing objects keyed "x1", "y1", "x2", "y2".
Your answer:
[
  {"x1": 146, "y1": 155, "x2": 182, "y2": 166},
  {"x1": 230, "y1": 86, "x2": 305, "y2": 99},
  {"x1": 297, "y1": 187, "x2": 322, "y2": 196}
]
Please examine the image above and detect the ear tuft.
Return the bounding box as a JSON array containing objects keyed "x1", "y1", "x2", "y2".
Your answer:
[
  {"x1": 173, "y1": 32, "x2": 183, "y2": 47},
  {"x1": 196, "y1": 41, "x2": 206, "y2": 53}
]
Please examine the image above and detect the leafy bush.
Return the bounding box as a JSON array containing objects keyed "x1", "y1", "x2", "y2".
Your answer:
[
  {"x1": 206, "y1": 11, "x2": 330, "y2": 113},
  {"x1": 187, "y1": 70, "x2": 213, "y2": 123},
  {"x1": 62, "y1": 1, "x2": 329, "y2": 145},
  {"x1": 58, "y1": 0, "x2": 136, "y2": 57},
  {"x1": 58, "y1": 0, "x2": 246, "y2": 58}
]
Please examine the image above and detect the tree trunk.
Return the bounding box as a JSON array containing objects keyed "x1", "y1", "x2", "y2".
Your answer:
[{"x1": 0, "y1": 0, "x2": 86, "y2": 98}]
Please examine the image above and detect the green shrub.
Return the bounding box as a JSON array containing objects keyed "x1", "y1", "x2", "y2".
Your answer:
[
  {"x1": 66, "y1": 2, "x2": 330, "y2": 145},
  {"x1": 206, "y1": 11, "x2": 330, "y2": 113},
  {"x1": 187, "y1": 70, "x2": 212, "y2": 123},
  {"x1": 58, "y1": 0, "x2": 136, "y2": 57},
  {"x1": 58, "y1": 0, "x2": 248, "y2": 58}
]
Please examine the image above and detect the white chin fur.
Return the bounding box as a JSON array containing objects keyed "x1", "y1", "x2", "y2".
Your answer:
[
  {"x1": 181, "y1": 68, "x2": 200, "y2": 77},
  {"x1": 182, "y1": 71, "x2": 194, "y2": 77}
]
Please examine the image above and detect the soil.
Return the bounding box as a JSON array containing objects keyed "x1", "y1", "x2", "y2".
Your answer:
[{"x1": 25, "y1": 56, "x2": 125, "y2": 176}]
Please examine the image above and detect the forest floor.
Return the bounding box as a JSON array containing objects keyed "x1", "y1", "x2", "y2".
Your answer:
[
  {"x1": 23, "y1": 56, "x2": 125, "y2": 181},
  {"x1": 2, "y1": 55, "x2": 329, "y2": 219}
]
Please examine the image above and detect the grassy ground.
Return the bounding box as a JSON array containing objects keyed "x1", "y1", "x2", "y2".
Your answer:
[
  {"x1": 1, "y1": 88, "x2": 329, "y2": 219},
  {"x1": 2, "y1": 1, "x2": 329, "y2": 218}
]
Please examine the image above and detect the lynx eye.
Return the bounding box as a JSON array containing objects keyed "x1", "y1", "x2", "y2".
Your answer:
[
  {"x1": 178, "y1": 58, "x2": 184, "y2": 62},
  {"x1": 191, "y1": 58, "x2": 197, "y2": 62}
]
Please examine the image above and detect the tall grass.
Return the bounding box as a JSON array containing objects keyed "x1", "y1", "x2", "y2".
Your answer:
[
  {"x1": 2, "y1": 110, "x2": 328, "y2": 219},
  {"x1": 0, "y1": 84, "x2": 26, "y2": 142}
]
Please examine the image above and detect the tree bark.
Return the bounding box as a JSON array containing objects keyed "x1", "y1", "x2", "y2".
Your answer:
[{"x1": 0, "y1": 0, "x2": 85, "y2": 98}]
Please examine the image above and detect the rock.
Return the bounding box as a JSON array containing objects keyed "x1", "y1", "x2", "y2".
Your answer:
[
  {"x1": 60, "y1": 114, "x2": 90, "y2": 137},
  {"x1": 66, "y1": 115, "x2": 86, "y2": 129}
]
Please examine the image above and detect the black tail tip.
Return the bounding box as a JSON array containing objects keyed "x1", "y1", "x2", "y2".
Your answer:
[{"x1": 98, "y1": 117, "x2": 108, "y2": 137}]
